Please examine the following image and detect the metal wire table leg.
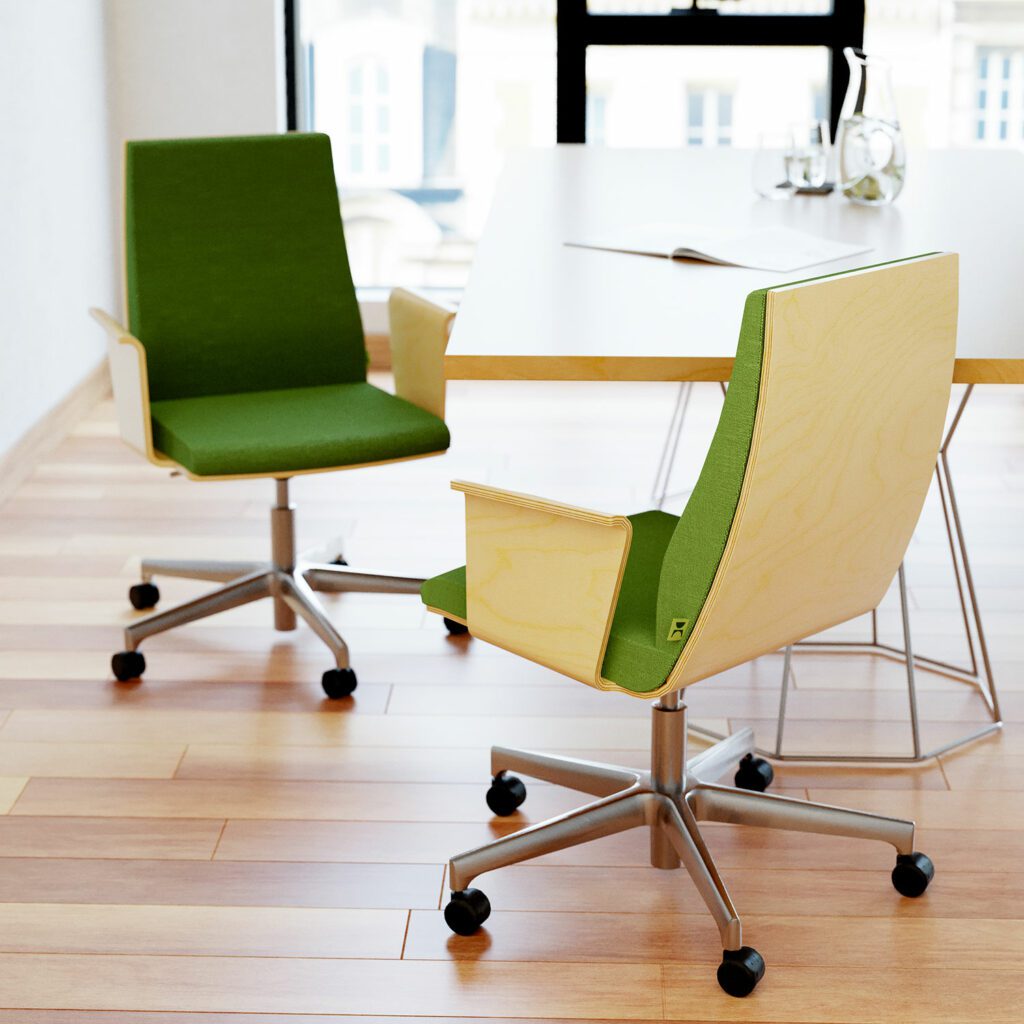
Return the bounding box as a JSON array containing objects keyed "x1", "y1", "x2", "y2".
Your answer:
[{"x1": 690, "y1": 385, "x2": 1003, "y2": 764}]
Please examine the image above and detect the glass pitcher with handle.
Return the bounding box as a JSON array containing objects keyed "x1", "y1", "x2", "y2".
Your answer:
[{"x1": 837, "y1": 48, "x2": 906, "y2": 205}]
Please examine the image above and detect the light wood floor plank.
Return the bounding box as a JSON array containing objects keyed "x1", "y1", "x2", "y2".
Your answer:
[
  {"x1": 0, "y1": 776, "x2": 27, "y2": 812},
  {"x1": 0, "y1": 741, "x2": 183, "y2": 778},
  {"x1": 939, "y1": 750, "x2": 1024, "y2": 791},
  {"x1": 212, "y1": 818, "x2": 1018, "y2": 872},
  {"x1": 663, "y1": 964, "x2": 1023, "y2": 1023},
  {"x1": 0, "y1": 1015, "x2": 671, "y2": 1024},
  {"x1": 0, "y1": 904, "x2": 407, "y2": 958},
  {"x1": 0, "y1": 955, "x2": 664, "y2": 1019},
  {"x1": 0, "y1": 708, "x2": 676, "y2": 750},
  {"x1": 0, "y1": 859, "x2": 441, "y2": 909},
  {"x1": 0, "y1": 817, "x2": 223, "y2": 859},
  {"x1": 805, "y1": 788, "x2": 1024, "y2": 830},
  {"x1": 9, "y1": 777, "x2": 587, "y2": 822},
  {"x1": 472, "y1": 863, "x2": 1024, "y2": 919},
  {"x1": 406, "y1": 910, "x2": 1024, "y2": 970},
  {"x1": 0, "y1": 676, "x2": 390, "y2": 713}
]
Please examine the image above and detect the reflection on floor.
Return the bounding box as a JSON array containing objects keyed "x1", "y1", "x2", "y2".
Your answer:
[{"x1": 0, "y1": 376, "x2": 1021, "y2": 1021}]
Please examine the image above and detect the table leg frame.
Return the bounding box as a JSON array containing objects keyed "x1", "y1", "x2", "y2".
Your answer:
[{"x1": 689, "y1": 384, "x2": 1004, "y2": 764}]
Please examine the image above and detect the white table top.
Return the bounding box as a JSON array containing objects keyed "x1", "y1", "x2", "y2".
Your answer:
[{"x1": 445, "y1": 146, "x2": 1024, "y2": 384}]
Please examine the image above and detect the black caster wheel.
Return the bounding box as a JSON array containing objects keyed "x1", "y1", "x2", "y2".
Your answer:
[
  {"x1": 128, "y1": 582, "x2": 160, "y2": 610},
  {"x1": 329, "y1": 555, "x2": 349, "y2": 566},
  {"x1": 486, "y1": 771, "x2": 527, "y2": 816},
  {"x1": 444, "y1": 888, "x2": 491, "y2": 936},
  {"x1": 322, "y1": 668, "x2": 357, "y2": 699},
  {"x1": 892, "y1": 851, "x2": 934, "y2": 898},
  {"x1": 717, "y1": 946, "x2": 765, "y2": 998},
  {"x1": 111, "y1": 650, "x2": 145, "y2": 682},
  {"x1": 735, "y1": 753, "x2": 774, "y2": 792},
  {"x1": 443, "y1": 617, "x2": 470, "y2": 636}
]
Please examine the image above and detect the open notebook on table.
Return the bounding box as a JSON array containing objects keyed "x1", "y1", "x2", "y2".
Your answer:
[{"x1": 566, "y1": 224, "x2": 872, "y2": 273}]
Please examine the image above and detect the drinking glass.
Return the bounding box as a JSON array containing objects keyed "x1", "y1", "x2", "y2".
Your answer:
[
  {"x1": 752, "y1": 131, "x2": 795, "y2": 200},
  {"x1": 786, "y1": 119, "x2": 831, "y2": 189}
]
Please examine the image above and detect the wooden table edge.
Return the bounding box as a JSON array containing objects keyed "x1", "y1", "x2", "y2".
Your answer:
[{"x1": 446, "y1": 354, "x2": 1024, "y2": 385}]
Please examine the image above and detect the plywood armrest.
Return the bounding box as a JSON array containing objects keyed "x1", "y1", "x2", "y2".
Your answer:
[
  {"x1": 89, "y1": 308, "x2": 156, "y2": 460},
  {"x1": 452, "y1": 480, "x2": 633, "y2": 687},
  {"x1": 388, "y1": 288, "x2": 455, "y2": 420}
]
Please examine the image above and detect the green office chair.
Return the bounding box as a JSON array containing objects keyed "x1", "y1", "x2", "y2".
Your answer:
[
  {"x1": 422, "y1": 254, "x2": 958, "y2": 995},
  {"x1": 91, "y1": 133, "x2": 465, "y2": 698}
]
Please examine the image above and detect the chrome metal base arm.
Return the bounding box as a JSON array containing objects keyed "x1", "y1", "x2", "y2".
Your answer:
[
  {"x1": 490, "y1": 746, "x2": 642, "y2": 798},
  {"x1": 303, "y1": 564, "x2": 423, "y2": 595},
  {"x1": 140, "y1": 558, "x2": 269, "y2": 583},
  {"x1": 688, "y1": 782, "x2": 914, "y2": 855},
  {"x1": 123, "y1": 478, "x2": 428, "y2": 669},
  {"x1": 447, "y1": 698, "x2": 921, "y2": 956}
]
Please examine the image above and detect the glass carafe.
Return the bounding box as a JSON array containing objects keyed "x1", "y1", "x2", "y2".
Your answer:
[{"x1": 837, "y1": 48, "x2": 905, "y2": 205}]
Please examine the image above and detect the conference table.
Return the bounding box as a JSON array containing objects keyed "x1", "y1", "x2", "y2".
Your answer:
[
  {"x1": 446, "y1": 146, "x2": 1024, "y2": 385},
  {"x1": 444, "y1": 145, "x2": 1024, "y2": 761}
]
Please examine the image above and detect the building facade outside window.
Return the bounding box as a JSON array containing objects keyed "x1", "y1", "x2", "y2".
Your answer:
[{"x1": 295, "y1": 0, "x2": 1024, "y2": 292}]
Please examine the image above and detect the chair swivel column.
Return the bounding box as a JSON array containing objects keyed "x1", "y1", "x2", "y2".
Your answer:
[
  {"x1": 649, "y1": 691, "x2": 685, "y2": 869},
  {"x1": 270, "y1": 478, "x2": 297, "y2": 631}
]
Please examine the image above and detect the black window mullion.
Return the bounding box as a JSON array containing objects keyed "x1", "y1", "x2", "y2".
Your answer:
[
  {"x1": 557, "y1": 0, "x2": 865, "y2": 143},
  {"x1": 557, "y1": 0, "x2": 588, "y2": 142}
]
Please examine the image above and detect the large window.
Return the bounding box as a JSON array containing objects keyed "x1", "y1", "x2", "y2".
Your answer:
[
  {"x1": 288, "y1": 1, "x2": 1024, "y2": 292},
  {"x1": 293, "y1": 1, "x2": 556, "y2": 291}
]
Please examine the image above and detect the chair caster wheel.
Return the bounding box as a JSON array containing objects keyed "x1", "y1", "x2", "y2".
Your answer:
[
  {"x1": 443, "y1": 617, "x2": 469, "y2": 636},
  {"x1": 892, "y1": 851, "x2": 934, "y2": 897},
  {"x1": 717, "y1": 946, "x2": 765, "y2": 997},
  {"x1": 111, "y1": 650, "x2": 145, "y2": 682},
  {"x1": 735, "y1": 753, "x2": 774, "y2": 792},
  {"x1": 322, "y1": 668, "x2": 357, "y2": 699},
  {"x1": 129, "y1": 582, "x2": 160, "y2": 610},
  {"x1": 329, "y1": 555, "x2": 348, "y2": 566},
  {"x1": 444, "y1": 888, "x2": 491, "y2": 936},
  {"x1": 486, "y1": 772, "x2": 526, "y2": 816}
]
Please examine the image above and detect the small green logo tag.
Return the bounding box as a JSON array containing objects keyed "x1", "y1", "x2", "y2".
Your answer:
[{"x1": 666, "y1": 618, "x2": 690, "y2": 642}]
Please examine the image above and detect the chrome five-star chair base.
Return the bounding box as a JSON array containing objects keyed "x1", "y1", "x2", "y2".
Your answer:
[
  {"x1": 443, "y1": 691, "x2": 935, "y2": 998},
  {"x1": 111, "y1": 478, "x2": 466, "y2": 697}
]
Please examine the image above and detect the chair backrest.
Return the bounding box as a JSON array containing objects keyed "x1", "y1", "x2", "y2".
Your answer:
[
  {"x1": 658, "y1": 253, "x2": 958, "y2": 691},
  {"x1": 125, "y1": 133, "x2": 366, "y2": 403}
]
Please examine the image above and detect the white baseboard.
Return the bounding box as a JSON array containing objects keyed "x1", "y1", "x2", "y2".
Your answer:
[{"x1": 0, "y1": 360, "x2": 112, "y2": 507}]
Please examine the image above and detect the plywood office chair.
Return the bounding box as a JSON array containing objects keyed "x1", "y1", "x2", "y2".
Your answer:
[
  {"x1": 421, "y1": 254, "x2": 957, "y2": 996},
  {"x1": 92, "y1": 133, "x2": 465, "y2": 698}
]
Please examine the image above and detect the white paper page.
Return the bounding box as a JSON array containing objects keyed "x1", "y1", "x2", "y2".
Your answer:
[{"x1": 567, "y1": 224, "x2": 872, "y2": 272}]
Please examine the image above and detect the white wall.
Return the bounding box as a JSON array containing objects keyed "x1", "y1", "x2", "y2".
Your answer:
[
  {"x1": 0, "y1": 0, "x2": 284, "y2": 465},
  {"x1": 106, "y1": 0, "x2": 283, "y2": 142},
  {"x1": 0, "y1": 0, "x2": 115, "y2": 459}
]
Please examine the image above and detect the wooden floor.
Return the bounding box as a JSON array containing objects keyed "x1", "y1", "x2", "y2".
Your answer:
[{"x1": 0, "y1": 375, "x2": 1021, "y2": 1022}]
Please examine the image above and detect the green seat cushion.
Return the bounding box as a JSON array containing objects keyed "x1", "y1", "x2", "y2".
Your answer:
[
  {"x1": 421, "y1": 565, "x2": 466, "y2": 620},
  {"x1": 150, "y1": 382, "x2": 450, "y2": 477}
]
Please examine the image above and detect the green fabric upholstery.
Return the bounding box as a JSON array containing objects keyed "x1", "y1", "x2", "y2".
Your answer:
[
  {"x1": 418, "y1": 293, "x2": 767, "y2": 695},
  {"x1": 126, "y1": 132, "x2": 450, "y2": 479},
  {"x1": 151, "y1": 382, "x2": 450, "y2": 477},
  {"x1": 126, "y1": 133, "x2": 366, "y2": 403},
  {"x1": 421, "y1": 565, "x2": 467, "y2": 620},
  {"x1": 597, "y1": 510, "x2": 682, "y2": 689},
  {"x1": 646, "y1": 292, "x2": 768, "y2": 671}
]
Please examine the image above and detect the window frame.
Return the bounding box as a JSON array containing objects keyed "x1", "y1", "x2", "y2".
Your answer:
[{"x1": 555, "y1": 0, "x2": 864, "y2": 144}]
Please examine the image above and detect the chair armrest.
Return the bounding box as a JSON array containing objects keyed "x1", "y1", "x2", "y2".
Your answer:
[
  {"x1": 453, "y1": 480, "x2": 633, "y2": 687},
  {"x1": 88, "y1": 308, "x2": 157, "y2": 461},
  {"x1": 388, "y1": 288, "x2": 455, "y2": 420}
]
